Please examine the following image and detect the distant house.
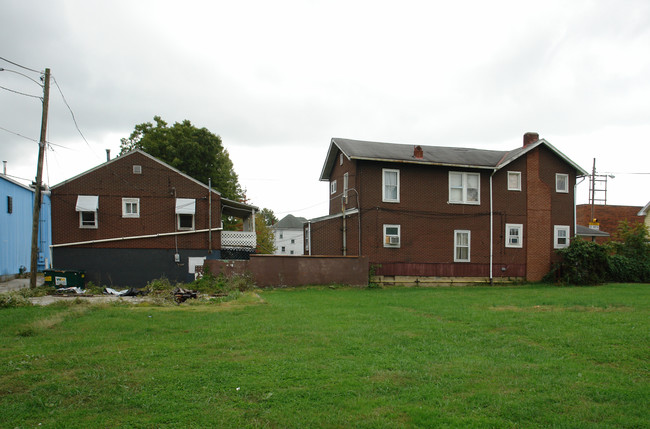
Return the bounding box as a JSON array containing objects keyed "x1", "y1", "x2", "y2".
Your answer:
[
  {"x1": 0, "y1": 173, "x2": 52, "y2": 280},
  {"x1": 576, "y1": 204, "x2": 644, "y2": 243},
  {"x1": 50, "y1": 150, "x2": 257, "y2": 287},
  {"x1": 307, "y1": 132, "x2": 587, "y2": 283},
  {"x1": 273, "y1": 214, "x2": 306, "y2": 255}
]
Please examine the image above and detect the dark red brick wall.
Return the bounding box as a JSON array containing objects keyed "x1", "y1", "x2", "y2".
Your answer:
[
  {"x1": 576, "y1": 204, "x2": 643, "y2": 241},
  {"x1": 315, "y1": 144, "x2": 578, "y2": 281},
  {"x1": 51, "y1": 151, "x2": 222, "y2": 250}
]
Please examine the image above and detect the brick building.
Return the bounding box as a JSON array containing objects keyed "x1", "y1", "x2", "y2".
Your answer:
[
  {"x1": 50, "y1": 150, "x2": 257, "y2": 287},
  {"x1": 576, "y1": 204, "x2": 644, "y2": 243},
  {"x1": 306, "y1": 133, "x2": 587, "y2": 283}
]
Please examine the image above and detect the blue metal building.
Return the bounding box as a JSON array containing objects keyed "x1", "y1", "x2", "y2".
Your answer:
[{"x1": 0, "y1": 174, "x2": 52, "y2": 280}]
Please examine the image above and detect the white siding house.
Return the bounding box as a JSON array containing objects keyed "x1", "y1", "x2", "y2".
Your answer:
[{"x1": 273, "y1": 214, "x2": 306, "y2": 255}]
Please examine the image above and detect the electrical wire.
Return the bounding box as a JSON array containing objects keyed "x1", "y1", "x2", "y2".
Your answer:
[
  {"x1": 0, "y1": 56, "x2": 40, "y2": 74},
  {"x1": 51, "y1": 76, "x2": 95, "y2": 155},
  {"x1": 0, "y1": 84, "x2": 42, "y2": 99}
]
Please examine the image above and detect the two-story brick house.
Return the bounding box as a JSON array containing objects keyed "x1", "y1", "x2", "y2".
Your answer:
[
  {"x1": 50, "y1": 150, "x2": 257, "y2": 287},
  {"x1": 306, "y1": 133, "x2": 587, "y2": 283}
]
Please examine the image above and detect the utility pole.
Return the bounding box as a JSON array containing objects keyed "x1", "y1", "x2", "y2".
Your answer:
[{"x1": 30, "y1": 68, "x2": 50, "y2": 289}]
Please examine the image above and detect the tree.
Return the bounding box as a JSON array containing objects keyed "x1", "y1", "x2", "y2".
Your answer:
[
  {"x1": 255, "y1": 215, "x2": 276, "y2": 254},
  {"x1": 259, "y1": 208, "x2": 278, "y2": 226},
  {"x1": 120, "y1": 116, "x2": 243, "y2": 201}
]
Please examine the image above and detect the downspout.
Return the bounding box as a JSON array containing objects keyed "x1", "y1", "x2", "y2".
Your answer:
[
  {"x1": 342, "y1": 198, "x2": 347, "y2": 256},
  {"x1": 208, "y1": 178, "x2": 212, "y2": 253},
  {"x1": 489, "y1": 169, "x2": 497, "y2": 285},
  {"x1": 307, "y1": 221, "x2": 312, "y2": 256}
]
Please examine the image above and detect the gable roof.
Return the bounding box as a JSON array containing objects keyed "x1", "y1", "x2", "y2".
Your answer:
[
  {"x1": 1, "y1": 173, "x2": 34, "y2": 193},
  {"x1": 638, "y1": 201, "x2": 650, "y2": 216},
  {"x1": 50, "y1": 149, "x2": 258, "y2": 210},
  {"x1": 274, "y1": 214, "x2": 307, "y2": 229},
  {"x1": 320, "y1": 137, "x2": 588, "y2": 180}
]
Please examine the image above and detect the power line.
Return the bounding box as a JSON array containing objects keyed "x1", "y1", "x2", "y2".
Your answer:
[
  {"x1": 51, "y1": 76, "x2": 94, "y2": 152},
  {"x1": 0, "y1": 67, "x2": 43, "y2": 87},
  {"x1": 0, "y1": 124, "x2": 72, "y2": 150},
  {"x1": 0, "y1": 56, "x2": 40, "y2": 74},
  {"x1": 0, "y1": 84, "x2": 42, "y2": 99}
]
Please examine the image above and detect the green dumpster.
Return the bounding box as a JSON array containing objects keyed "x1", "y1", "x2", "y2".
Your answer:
[{"x1": 43, "y1": 270, "x2": 86, "y2": 288}]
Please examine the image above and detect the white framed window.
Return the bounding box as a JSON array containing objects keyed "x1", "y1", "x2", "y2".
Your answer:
[
  {"x1": 343, "y1": 172, "x2": 349, "y2": 203},
  {"x1": 331, "y1": 180, "x2": 337, "y2": 195},
  {"x1": 449, "y1": 172, "x2": 480, "y2": 204},
  {"x1": 454, "y1": 230, "x2": 471, "y2": 262},
  {"x1": 281, "y1": 246, "x2": 286, "y2": 253},
  {"x1": 382, "y1": 169, "x2": 400, "y2": 203},
  {"x1": 339, "y1": 153, "x2": 343, "y2": 166},
  {"x1": 383, "y1": 224, "x2": 401, "y2": 248},
  {"x1": 76, "y1": 195, "x2": 99, "y2": 229},
  {"x1": 505, "y1": 224, "x2": 523, "y2": 248},
  {"x1": 508, "y1": 171, "x2": 521, "y2": 191},
  {"x1": 291, "y1": 239, "x2": 295, "y2": 244},
  {"x1": 556, "y1": 173, "x2": 569, "y2": 193},
  {"x1": 554, "y1": 225, "x2": 570, "y2": 249},
  {"x1": 80, "y1": 211, "x2": 98, "y2": 229},
  {"x1": 176, "y1": 198, "x2": 195, "y2": 231},
  {"x1": 122, "y1": 198, "x2": 140, "y2": 218},
  {"x1": 133, "y1": 165, "x2": 142, "y2": 174}
]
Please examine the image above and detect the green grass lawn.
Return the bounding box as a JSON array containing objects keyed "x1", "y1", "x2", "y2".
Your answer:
[{"x1": 0, "y1": 284, "x2": 648, "y2": 428}]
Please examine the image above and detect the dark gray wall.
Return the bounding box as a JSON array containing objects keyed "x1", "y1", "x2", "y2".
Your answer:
[{"x1": 52, "y1": 247, "x2": 222, "y2": 287}]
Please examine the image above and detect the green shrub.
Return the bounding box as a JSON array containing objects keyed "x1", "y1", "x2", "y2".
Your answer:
[
  {"x1": 545, "y1": 238, "x2": 609, "y2": 285},
  {"x1": 0, "y1": 291, "x2": 33, "y2": 308}
]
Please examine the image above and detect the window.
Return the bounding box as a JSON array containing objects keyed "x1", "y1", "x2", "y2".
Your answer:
[
  {"x1": 454, "y1": 230, "x2": 470, "y2": 262},
  {"x1": 122, "y1": 198, "x2": 140, "y2": 218},
  {"x1": 291, "y1": 239, "x2": 295, "y2": 244},
  {"x1": 76, "y1": 195, "x2": 99, "y2": 229},
  {"x1": 383, "y1": 224, "x2": 401, "y2": 247},
  {"x1": 505, "y1": 224, "x2": 523, "y2": 248},
  {"x1": 339, "y1": 153, "x2": 343, "y2": 166},
  {"x1": 176, "y1": 198, "x2": 195, "y2": 230},
  {"x1": 290, "y1": 250, "x2": 294, "y2": 255},
  {"x1": 382, "y1": 169, "x2": 400, "y2": 203},
  {"x1": 281, "y1": 246, "x2": 286, "y2": 253},
  {"x1": 554, "y1": 225, "x2": 570, "y2": 249},
  {"x1": 133, "y1": 165, "x2": 142, "y2": 174},
  {"x1": 343, "y1": 172, "x2": 349, "y2": 203},
  {"x1": 7, "y1": 196, "x2": 12, "y2": 214},
  {"x1": 279, "y1": 232, "x2": 283, "y2": 239},
  {"x1": 508, "y1": 171, "x2": 521, "y2": 191},
  {"x1": 331, "y1": 180, "x2": 337, "y2": 195},
  {"x1": 556, "y1": 173, "x2": 569, "y2": 193},
  {"x1": 449, "y1": 172, "x2": 480, "y2": 204}
]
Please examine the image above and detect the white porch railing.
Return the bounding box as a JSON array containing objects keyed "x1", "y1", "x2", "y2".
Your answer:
[{"x1": 221, "y1": 231, "x2": 256, "y2": 249}]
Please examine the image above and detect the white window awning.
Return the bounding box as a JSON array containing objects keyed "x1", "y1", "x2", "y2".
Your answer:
[
  {"x1": 175, "y1": 198, "x2": 196, "y2": 215},
  {"x1": 76, "y1": 195, "x2": 99, "y2": 212}
]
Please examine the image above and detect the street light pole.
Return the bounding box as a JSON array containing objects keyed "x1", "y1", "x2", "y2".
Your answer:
[{"x1": 30, "y1": 67, "x2": 50, "y2": 289}]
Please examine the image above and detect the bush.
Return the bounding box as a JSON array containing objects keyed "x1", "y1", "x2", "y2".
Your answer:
[
  {"x1": 546, "y1": 238, "x2": 609, "y2": 285},
  {"x1": 191, "y1": 271, "x2": 255, "y2": 294},
  {"x1": 0, "y1": 291, "x2": 33, "y2": 308}
]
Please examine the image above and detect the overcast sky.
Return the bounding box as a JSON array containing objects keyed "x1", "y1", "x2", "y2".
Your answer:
[{"x1": 2, "y1": 0, "x2": 649, "y2": 220}]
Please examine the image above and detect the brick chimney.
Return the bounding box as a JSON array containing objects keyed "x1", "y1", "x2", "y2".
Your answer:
[
  {"x1": 523, "y1": 132, "x2": 539, "y2": 147},
  {"x1": 414, "y1": 145, "x2": 423, "y2": 159}
]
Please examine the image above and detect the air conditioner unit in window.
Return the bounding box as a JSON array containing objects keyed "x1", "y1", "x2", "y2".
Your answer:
[{"x1": 389, "y1": 236, "x2": 400, "y2": 245}]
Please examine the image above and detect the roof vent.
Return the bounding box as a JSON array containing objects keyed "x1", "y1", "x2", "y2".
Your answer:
[
  {"x1": 414, "y1": 145, "x2": 423, "y2": 159},
  {"x1": 523, "y1": 132, "x2": 539, "y2": 147}
]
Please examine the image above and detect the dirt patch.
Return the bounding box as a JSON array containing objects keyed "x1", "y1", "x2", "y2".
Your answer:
[{"x1": 29, "y1": 295, "x2": 149, "y2": 306}]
